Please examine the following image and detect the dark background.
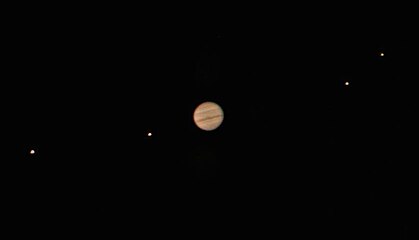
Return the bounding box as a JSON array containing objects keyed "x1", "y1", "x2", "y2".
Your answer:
[{"x1": 2, "y1": 5, "x2": 417, "y2": 238}]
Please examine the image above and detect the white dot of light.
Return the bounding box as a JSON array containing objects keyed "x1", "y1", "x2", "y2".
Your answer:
[
  {"x1": 345, "y1": 81, "x2": 350, "y2": 86},
  {"x1": 193, "y1": 101, "x2": 224, "y2": 131},
  {"x1": 30, "y1": 149, "x2": 35, "y2": 155},
  {"x1": 147, "y1": 132, "x2": 152, "y2": 137},
  {"x1": 380, "y1": 52, "x2": 385, "y2": 57}
]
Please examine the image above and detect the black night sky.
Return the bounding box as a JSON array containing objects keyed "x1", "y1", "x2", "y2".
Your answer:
[{"x1": 2, "y1": 6, "x2": 417, "y2": 238}]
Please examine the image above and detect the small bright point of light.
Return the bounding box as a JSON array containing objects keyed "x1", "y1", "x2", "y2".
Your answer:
[
  {"x1": 380, "y1": 52, "x2": 385, "y2": 57},
  {"x1": 345, "y1": 82, "x2": 350, "y2": 86},
  {"x1": 147, "y1": 132, "x2": 152, "y2": 137},
  {"x1": 30, "y1": 150, "x2": 35, "y2": 155}
]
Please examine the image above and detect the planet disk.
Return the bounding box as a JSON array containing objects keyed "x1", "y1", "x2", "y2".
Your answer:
[{"x1": 193, "y1": 102, "x2": 224, "y2": 131}]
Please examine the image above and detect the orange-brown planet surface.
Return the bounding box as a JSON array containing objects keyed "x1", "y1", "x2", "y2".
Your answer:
[{"x1": 193, "y1": 102, "x2": 224, "y2": 131}]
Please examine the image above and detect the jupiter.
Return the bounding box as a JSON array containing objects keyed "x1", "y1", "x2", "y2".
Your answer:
[{"x1": 193, "y1": 101, "x2": 224, "y2": 131}]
